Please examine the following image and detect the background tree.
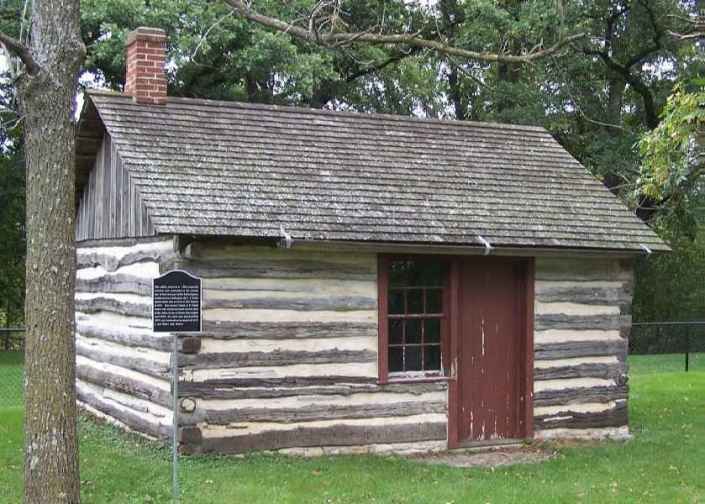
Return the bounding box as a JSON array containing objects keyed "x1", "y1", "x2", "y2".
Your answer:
[
  {"x1": 0, "y1": 142, "x2": 25, "y2": 346},
  {"x1": 0, "y1": 0, "x2": 84, "y2": 501},
  {"x1": 78, "y1": 0, "x2": 702, "y2": 326}
]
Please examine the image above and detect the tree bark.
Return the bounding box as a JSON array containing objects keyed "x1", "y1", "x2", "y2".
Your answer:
[{"x1": 15, "y1": 1, "x2": 85, "y2": 502}]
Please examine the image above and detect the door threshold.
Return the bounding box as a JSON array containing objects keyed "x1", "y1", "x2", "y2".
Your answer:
[{"x1": 452, "y1": 438, "x2": 526, "y2": 452}]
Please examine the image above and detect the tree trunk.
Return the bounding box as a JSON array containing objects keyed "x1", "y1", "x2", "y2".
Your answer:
[
  {"x1": 446, "y1": 64, "x2": 467, "y2": 120},
  {"x1": 606, "y1": 76, "x2": 626, "y2": 127},
  {"x1": 18, "y1": 1, "x2": 85, "y2": 503}
]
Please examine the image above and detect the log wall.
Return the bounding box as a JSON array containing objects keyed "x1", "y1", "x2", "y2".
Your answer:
[
  {"x1": 74, "y1": 237, "x2": 633, "y2": 452},
  {"x1": 171, "y1": 242, "x2": 448, "y2": 455},
  {"x1": 533, "y1": 257, "x2": 633, "y2": 439},
  {"x1": 75, "y1": 237, "x2": 176, "y2": 439},
  {"x1": 76, "y1": 134, "x2": 155, "y2": 241}
]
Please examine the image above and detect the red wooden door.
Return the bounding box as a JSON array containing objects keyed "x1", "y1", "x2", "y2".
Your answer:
[{"x1": 456, "y1": 257, "x2": 529, "y2": 443}]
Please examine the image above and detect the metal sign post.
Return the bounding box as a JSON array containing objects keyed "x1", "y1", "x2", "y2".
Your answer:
[
  {"x1": 152, "y1": 269, "x2": 203, "y2": 503},
  {"x1": 171, "y1": 335, "x2": 179, "y2": 503}
]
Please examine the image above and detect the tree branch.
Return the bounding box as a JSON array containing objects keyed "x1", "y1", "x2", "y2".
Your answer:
[
  {"x1": 667, "y1": 14, "x2": 705, "y2": 41},
  {"x1": 585, "y1": 47, "x2": 660, "y2": 129},
  {"x1": 668, "y1": 30, "x2": 705, "y2": 41},
  {"x1": 0, "y1": 30, "x2": 39, "y2": 75},
  {"x1": 223, "y1": 0, "x2": 585, "y2": 64},
  {"x1": 344, "y1": 48, "x2": 420, "y2": 82}
]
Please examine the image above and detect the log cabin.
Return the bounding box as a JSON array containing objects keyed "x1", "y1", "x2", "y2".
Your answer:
[{"x1": 73, "y1": 27, "x2": 669, "y2": 455}]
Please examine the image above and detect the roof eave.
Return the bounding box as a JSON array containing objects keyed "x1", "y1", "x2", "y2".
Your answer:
[{"x1": 169, "y1": 232, "x2": 670, "y2": 258}]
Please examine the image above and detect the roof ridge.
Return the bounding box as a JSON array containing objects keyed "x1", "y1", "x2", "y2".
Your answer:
[{"x1": 86, "y1": 88, "x2": 549, "y2": 134}]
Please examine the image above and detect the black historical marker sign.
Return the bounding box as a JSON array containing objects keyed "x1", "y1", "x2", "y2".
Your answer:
[{"x1": 153, "y1": 270, "x2": 202, "y2": 333}]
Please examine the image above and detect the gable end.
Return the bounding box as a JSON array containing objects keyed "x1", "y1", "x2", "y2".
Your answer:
[{"x1": 76, "y1": 132, "x2": 155, "y2": 241}]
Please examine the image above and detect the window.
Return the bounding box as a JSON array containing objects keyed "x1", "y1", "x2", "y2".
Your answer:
[{"x1": 379, "y1": 258, "x2": 448, "y2": 381}]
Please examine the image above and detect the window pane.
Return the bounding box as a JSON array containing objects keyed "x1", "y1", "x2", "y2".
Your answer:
[
  {"x1": 407, "y1": 289, "x2": 423, "y2": 314},
  {"x1": 423, "y1": 345, "x2": 441, "y2": 371},
  {"x1": 389, "y1": 260, "x2": 445, "y2": 287},
  {"x1": 389, "y1": 290, "x2": 404, "y2": 314},
  {"x1": 405, "y1": 346, "x2": 422, "y2": 371},
  {"x1": 416, "y1": 262, "x2": 444, "y2": 287},
  {"x1": 389, "y1": 347, "x2": 404, "y2": 372},
  {"x1": 389, "y1": 260, "x2": 414, "y2": 287},
  {"x1": 389, "y1": 319, "x2": 403, "y2": 345},
  {"x1": 405, "y1": 319, "x2": 421, "y2": 344},
  {"x1": 424, "y1": 319, "x2": 441, "y2": 343},
  {"x1": 426, "y1": 289, "x2": 442, "y2": 313}
]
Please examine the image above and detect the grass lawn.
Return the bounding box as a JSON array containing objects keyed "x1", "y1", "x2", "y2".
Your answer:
[
  {"x1": 628, "y1": 352, "x2": 705, "y2": 374},
  {"x1": 1, "y1": 355, "x2": 704, "y2": 503}
]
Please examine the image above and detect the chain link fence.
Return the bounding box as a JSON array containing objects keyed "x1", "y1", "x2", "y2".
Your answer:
[
  {"x1": 0, "y1": 329, "x2": 24, "y2": 408},
  {"x1": 631, "y1": 322, "x2": 705, "y2": 372}
]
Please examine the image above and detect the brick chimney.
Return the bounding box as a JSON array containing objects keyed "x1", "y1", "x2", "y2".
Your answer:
[{"x1": 125, "y1": 27, "x2": 167, "y2": 105}]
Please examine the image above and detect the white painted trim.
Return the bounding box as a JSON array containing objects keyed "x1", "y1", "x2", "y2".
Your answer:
[{"x1": 533, "y1": 378, "x2": 616, "y2": 392}]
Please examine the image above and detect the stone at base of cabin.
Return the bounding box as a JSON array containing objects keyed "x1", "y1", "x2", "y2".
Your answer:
[
  {"x1": 274, "y1": 440, "x2": 448, "y2": 457},
  {"x1": 534, "y1": 426, "x2": 631, "y2": 441},
  {"x1": 410, "y1": 446, "x2": 555, "y2": 468}
]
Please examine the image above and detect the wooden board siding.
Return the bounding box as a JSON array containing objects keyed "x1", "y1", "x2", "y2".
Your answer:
[
  {"x1": 76, "y1": 134, "x2": 155, "y2": 241},
  {"x1": 75, "y1": 238, "x2": 176, "y2": 439},
  {"x1": 172, "y1": 241, "x2": 448, "y2": 455},
  {"x1": 533, "y1": 257, "x2": 632, "y2": 439}
]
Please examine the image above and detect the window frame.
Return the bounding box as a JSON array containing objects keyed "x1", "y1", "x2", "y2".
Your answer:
[{"x1": 377, "y1": 255, "x2": 452, "y2": 384}]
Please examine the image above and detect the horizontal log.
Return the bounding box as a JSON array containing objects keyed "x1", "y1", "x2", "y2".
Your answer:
[
  {"x1": 77, "y1": 236, "x2": 171, "y2": 250},
  {"x1": 76, "y1": 296, "x2": 151, "y2": 318},
  {"x1": 76, "y1": 337, "x2": 170, "y2": 379},
  {"x1": 190, "y1": 421, "x2": 447, "y2": 454},
  {"x1": 534, "y1": 363, "x2": 626, "y2": 381},
  {"x1": 535, "y1": 258, "x2": 632, "y2": 282},
  {"x1": 180, "y1": 426, "x2": 202, "y2": 447},
  {"x1": 534, "y1": 403, "x2": 628, "y2": 430},
  {"x1": 77, "y1": 240, "x2": 172, "y2": 271},
  {"x1": 535, "y1": 340, "x2": 627, "y2": 360},
  {"x1": 202, "y1": 295, "x2": 376, "y2": 312},
  {"x1": 181, "y1": 349, "x2": 377, "y2": 369},
  {"x1": 77, "y1": 382, "x2": 171, "y2": 439},
  {"x1": 535, "y1": 286, "x2": 630, "y2": 306},
  {"x1": 182, "y1": 376, "x2": 378, "y2": 388},
  {"x1": 182, "y1": 400, "x2": 447, "y2": 426},
  {"x1": 179, "y1": 381, "x2": 447, "y2": 400},
  {"x1": 533, "y1": 385, "x2": 627, "y2": 407},
  {"x1": 76, "y1": 274, "x2": 152, "y2": 297},
  {"x1": 162, "y1": 258, "x2": 375, "y2": 281},
  {"x1": 75, "y1": 322, "x2": 172, "y2": 352},
  {"x1": 535, "y1": 313, "x2": 630, "y2": 331},
  {"x1": 183, "y1": 242, "x2": 375, "y2": 269},
  {"x1": 181, "y1": 337, "x2": 201, "y2": 354},
  {"x1": 76, "y1": 360, "x2": 172, "y2": 408},
  {"x1": 202, "y1": 276, "x2": 375, "y2": 295},
  {"x1": 200, "y1": 320, "x2": 377, "y2": 340}
]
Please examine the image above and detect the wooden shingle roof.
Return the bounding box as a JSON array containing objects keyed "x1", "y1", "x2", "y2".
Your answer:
[{"x1": 79, "y1": 89, "x2": 668, "y2": 252}]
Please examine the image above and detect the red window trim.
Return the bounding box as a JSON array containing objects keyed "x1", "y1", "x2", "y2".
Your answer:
[{"x1": 378, "y1": 256, "x2": 390, "y2": 384}]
